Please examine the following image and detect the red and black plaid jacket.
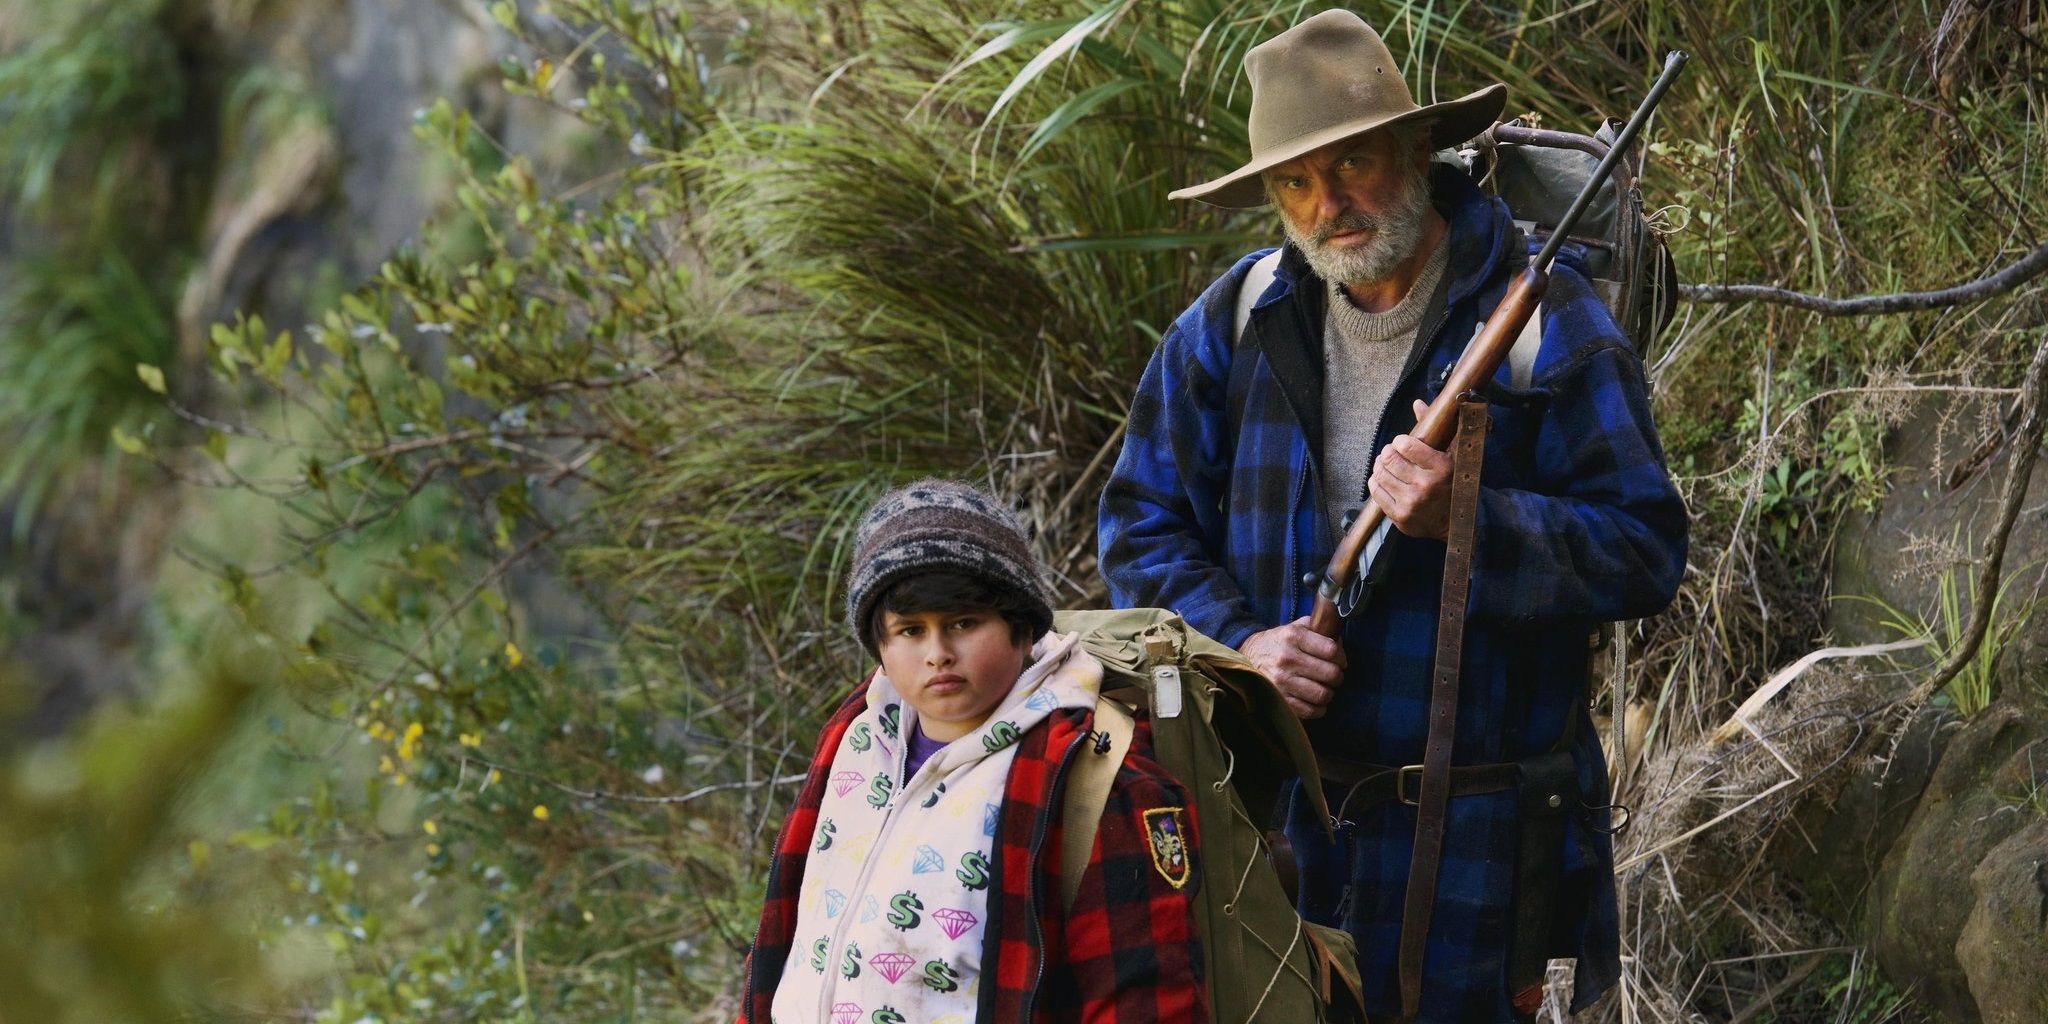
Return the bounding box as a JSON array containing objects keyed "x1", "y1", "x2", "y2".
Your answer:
[{"x1": 742, "y1": 674, "x2": 1207, "y2": 1023}]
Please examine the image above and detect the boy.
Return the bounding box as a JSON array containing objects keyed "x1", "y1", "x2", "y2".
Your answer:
[{"x1": 741, "y1": 479, "x2": 1206, "y2": 1023}]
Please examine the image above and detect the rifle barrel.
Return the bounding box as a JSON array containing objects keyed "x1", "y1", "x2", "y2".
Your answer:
[{"x1": 1530, "y1": 51, "x2": 1689, "y2": 272}]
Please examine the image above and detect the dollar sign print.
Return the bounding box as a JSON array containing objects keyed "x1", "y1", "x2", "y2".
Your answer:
[
  {"x1": 920, "y1": 782, "x2": 947, "y2": 809},
  {"x1": 886, "y1": 890, "x2": 923, "y2": 931},
  {"x1": 869, "y1": 1008, "x2": 906, "y2": 1024},
  {"x1": 848, "y1": 722, "x2": 872, "y2": 752},
  {"x1": 866, "y1": 772, "x2": 894, "y2": 808},
  {"x1": 981, "y1": 720, "x2": 1020, "y2": 753},
  {"x1": 956, "y1": 850, "x2": 991, "y2": 891},
  {"x1": 880, "y1": 703, "x2": 901, "y2": 739},
  {"x1": 809, "y1": 937, "x2": 828, "y2": 973},
  {"x1": 814, "y1": 818, "x2": 836, "y2": 852},
  {"x1": 840, "y1": 940, "x2": 862, "y2": 979},
  {"x1": 921, "y1": 959, "x2": 960, "y2": 993}
]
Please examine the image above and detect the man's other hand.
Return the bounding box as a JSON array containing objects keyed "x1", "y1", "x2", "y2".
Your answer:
[
  {"x1": 1240, "y1": 616, "x2": 1346, "y2": 719},
  {"x1": 1367, "y1": 398, "x2": 1455, "y2": 541}
]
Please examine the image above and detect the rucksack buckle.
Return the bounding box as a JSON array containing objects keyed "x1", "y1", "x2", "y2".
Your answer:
[{"x1": 1397, "y1": 764, "x2": 1425, "y2": 806}]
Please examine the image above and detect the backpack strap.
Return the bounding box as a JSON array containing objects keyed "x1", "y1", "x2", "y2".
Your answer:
[
  {"x1": 1060, "y1": 695, "x2": 1136, "y2": 912},
  {"x1": 1233, "y1": 249, "x2": 1284, "y2": 345}
]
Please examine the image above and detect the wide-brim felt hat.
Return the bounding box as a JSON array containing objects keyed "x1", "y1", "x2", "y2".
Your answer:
[{"x1": 1169, "y1": 9, "x2": 1506, "y2": 209}]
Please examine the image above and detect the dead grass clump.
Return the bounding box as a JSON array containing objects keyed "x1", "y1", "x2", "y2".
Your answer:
[{"x1": 1592, "y1": 663, "x2": 1919, "y2": 1022}]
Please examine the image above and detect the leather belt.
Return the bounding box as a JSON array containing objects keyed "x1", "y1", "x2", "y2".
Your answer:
[{"x1": 1319, "y1": 755, "x2": 1518, "y2": 816}]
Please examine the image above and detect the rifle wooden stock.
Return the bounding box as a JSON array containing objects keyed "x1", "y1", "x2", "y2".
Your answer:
[{"x1": 1307, "y1": 265, "x2": 1547, "y2": 637}]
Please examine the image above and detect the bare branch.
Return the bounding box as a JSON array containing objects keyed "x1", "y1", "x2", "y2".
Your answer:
[
  {"x1": 1681, "y1": 238, "x2": 2048, "y2": 315},
  {"x1": 460, "y1": 754, "x2": 805, "y2": 805}
]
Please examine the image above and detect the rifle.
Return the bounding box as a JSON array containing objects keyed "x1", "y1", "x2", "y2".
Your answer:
[{"x1": 1306, "y1": 51, "x2": 1692, "y2": 638}]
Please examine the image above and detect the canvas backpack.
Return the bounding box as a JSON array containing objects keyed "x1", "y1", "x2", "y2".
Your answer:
[
  {"x1": 1469, "y1": 117, "x2": 1681, "y2": 356},
  {"x1": 1051, "y1": 607, "x2": 1366, "y2": 1024}
]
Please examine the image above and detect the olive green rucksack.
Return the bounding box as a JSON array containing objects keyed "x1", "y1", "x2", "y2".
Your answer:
[{"x1": 1052, "y1": 607, "x2": 1366, "y2": 1024}]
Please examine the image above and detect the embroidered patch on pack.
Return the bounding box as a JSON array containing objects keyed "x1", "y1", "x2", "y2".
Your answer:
[{"x1": 1141, "y1": 806, "x2": 1191, "y2": 888}]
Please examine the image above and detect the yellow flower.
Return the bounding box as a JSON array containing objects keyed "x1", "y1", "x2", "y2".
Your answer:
[
  {"x1": 485, "y1": 769, "x2": 501, "y2": 789},
  {"x1": 459, "y1": 731, "x2": 482, "y2": 748},
  {"x1": 423, "y1": 820, "x2": 438, "y2": 836},
  {"x1": 393, "y1": 773, "x2": 408, "y2": 786},
  {"x1": 532, "y1": 804, "x2": 550, "y2": 821},
  {"x1": 426, "y1": 843, "x2": 441, "y2": 857},
  {"x1": 378, "y1": 754, "x2": 396, "y2": 775},
  {"x1": 504, "y1": 642, "x2": 524, "y2": 669},
  {"x1": 398, "y1": 722, "x2": 424, "y2": 762}
]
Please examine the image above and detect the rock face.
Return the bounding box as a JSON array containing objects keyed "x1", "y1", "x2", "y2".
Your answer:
[
  {"x1": 1777, "y1": 704, "x2": 1953, "y2": 923},
  {"x1": 4, "y1": 0, "x2": 588, "y2": 742},
  {"x1": 1831, "y1": 398, "x2": 2048, "y2": 720},
  {"x1": 1958, "y1": 812, "x2": 2048, "y2": 1023},
  {"x1": 1866, "y1": 707, "x2": 2047, "y2": 1022},
  {"x1": 1820, "y1": 397, "x2": 2048, "y2": 1021}
]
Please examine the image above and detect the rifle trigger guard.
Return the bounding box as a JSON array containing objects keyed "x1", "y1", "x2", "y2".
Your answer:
[{"x1": 1334, "y1": 566, "x2": 1367, "y2": 619}]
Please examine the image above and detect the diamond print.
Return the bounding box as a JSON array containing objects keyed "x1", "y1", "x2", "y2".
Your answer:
[
  {"x1": 982, "y1": 802, "x2": 999, "y2": 837},
  {"x1": 830, "y1": 1002, "x2": 861, "y2": 1024},
  {"x1": 830, "y1": 770, "x2": 864, "y2": 797},
  {"x1": 1023, "y1": 688, "x2": 1059, "y2": 711},
  {"x1": 870, "y1": 952, "x2": 915, "y2": 984},
  {"x1": 912, "y1": 844, "x2": 945, "y2": 873},
  {"x1": 933, "y1": 907, "x2": 979, "y2": 940},
  {"x1": 860, "y1": 895, "x2": 880, "y2": 922},
  {"x1": 823, "y1": 889, "x2": 846, "y2": 918}
]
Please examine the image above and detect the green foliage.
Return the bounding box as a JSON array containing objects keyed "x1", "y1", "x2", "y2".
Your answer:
[
  {"x1": 1770, "y1": 951, "x2": 1919, "y2": 1024},
  {"x1": 0, "y1": 627, "x2": 274, "y2": 1024},
  {"x1": 0, "y1": 0, "x2": 186, "y2": 232},
  {"x1": 0, "y1": 256, "x2": 180, "y2": 535},
  {"x1": 1839, "y1": 536, "x2": 2044, "y2": 716}
]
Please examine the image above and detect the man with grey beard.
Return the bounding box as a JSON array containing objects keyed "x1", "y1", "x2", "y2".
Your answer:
[{"x1": 1096, "y1": 9, "x2": 1687, "y2": 1022}]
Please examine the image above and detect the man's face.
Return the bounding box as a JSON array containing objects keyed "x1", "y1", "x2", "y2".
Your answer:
[
  {"x1": 1266, "y1": 128, "x2": 1431, "y2": 286},
  {"x1": 876, "y1": 607, "x2": 1031, "y2": 742}
]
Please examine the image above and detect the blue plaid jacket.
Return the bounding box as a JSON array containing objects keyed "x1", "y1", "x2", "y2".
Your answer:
[{"x1": 1098, "y1": 166, "x2": 1687, "y2": 1020}]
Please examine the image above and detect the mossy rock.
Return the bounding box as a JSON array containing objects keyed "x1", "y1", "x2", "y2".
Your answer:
[
  {"x1": 1867, "y1": 706, "x2": 2048, "y2": 1023},
  {"x1": 1776, "y1": 703, "x2": 1953, "y2": 924},
  {"x1": 1957, "y1": 807, "x2": 2048, "y2": 1024}
]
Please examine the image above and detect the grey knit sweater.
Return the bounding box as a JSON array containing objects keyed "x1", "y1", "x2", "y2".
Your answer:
[{"x1": 1321, "y1": 238, "x2": 1449, "y2": 538}]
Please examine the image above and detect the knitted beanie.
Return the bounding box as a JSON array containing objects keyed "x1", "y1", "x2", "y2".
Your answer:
[{"x1": 843, "y1": 478, "x2": 1055, "y2": 658}]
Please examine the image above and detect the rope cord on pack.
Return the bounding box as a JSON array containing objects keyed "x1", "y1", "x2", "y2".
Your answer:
[
  {"x1": 1225, "y1": 826, "x2": 1262, "y2": 910},
  {"x1": 1220, "y1": 778, "x2": 1316, "y2": 989},
  {"x1": 1244, "y1": 918, "x2": 1308, "y2": 1021}
]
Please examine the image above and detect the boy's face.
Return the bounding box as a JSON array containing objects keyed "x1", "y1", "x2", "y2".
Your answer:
[{"x1": 876, "y1": 607, "x2": 1031, "y2": 743}]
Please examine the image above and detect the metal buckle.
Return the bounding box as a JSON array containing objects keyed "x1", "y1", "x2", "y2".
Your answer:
[{"x1": 1397, "y1": 764, "x2": 1425, "y2": 806}]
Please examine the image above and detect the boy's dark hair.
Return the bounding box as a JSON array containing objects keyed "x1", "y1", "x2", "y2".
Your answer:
[{"x1": 868, "y1": 570, "x2": 1040, "y2": 652}]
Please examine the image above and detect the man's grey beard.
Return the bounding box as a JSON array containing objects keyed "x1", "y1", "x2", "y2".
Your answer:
[{"x1": 1280, "y1": 167, "x2": 1431, "y2": 286}]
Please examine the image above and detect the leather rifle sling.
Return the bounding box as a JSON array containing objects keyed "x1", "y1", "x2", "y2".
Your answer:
[{"x1": 1396, "y1": 395, "x2": 1490, "y2": 1019}]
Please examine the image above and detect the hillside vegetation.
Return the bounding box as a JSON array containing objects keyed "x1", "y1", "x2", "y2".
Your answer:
[{"x1": 1, "y1": 0, "x2": 2042, "y2": 1021}]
